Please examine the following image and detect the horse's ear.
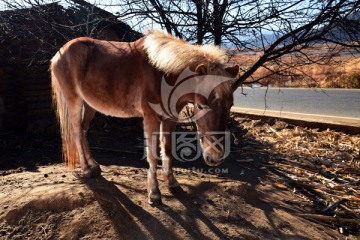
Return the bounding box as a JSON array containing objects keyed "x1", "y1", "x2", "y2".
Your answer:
[
  {"x1": 195, "y1": 64, "x2": 207, "y2": 75},
  {"x1": 225, "y1": 65, "x2": 240, "y2": 77}
]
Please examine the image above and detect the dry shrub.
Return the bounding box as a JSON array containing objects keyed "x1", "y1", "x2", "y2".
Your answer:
[
  {"x1": 345, "y1": 72, "x2": 360, "y2": 88},
  {"x1": 316, "y1": 58, "x2": 360, "y2": 88}
]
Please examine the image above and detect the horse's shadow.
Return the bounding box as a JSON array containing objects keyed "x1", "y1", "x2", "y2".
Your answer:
[
  {"x1": 159, "y1": 188, "x2": 229, "y2": 240},
  {"x1": 82, "y1": 176, "x2": 228, "y2": 240}
]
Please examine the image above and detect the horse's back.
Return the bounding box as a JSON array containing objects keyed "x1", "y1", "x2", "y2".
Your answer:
[
  {"x1": 51, "y1": 37, "x2": 142, "y2": 74},
  {"x1": 51, "y1": 37, "x2": 156, "y2": 118}
]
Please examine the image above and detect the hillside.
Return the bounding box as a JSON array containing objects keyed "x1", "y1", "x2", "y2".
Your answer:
[{"x1": 231, "y1": 47, "x2": 360, "y2": 88}]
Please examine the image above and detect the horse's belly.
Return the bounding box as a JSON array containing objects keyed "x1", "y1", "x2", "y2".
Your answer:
[
  {"x1": 79, "y1": 71, "x2": 146, "y2": 118},
  {"x1": 82, "y1": 92, "x2": 143, "y2": 118},
  {"x1": 104, "y1": 106, "x2": 143, "y2": 118}
]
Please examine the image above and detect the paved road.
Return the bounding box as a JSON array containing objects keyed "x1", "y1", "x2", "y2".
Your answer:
[{"x1": 232, "y1": 88, "x2": 360, "y2": 125}]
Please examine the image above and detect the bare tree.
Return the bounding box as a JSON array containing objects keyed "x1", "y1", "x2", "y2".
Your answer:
[
  {"x1": 231, "y1": 0, "x2": 360, "y2": 88},
  {"x1": 103, "y1": 0, "x2": 360, "y2": 87},
  {"x1": 103, "y1": 0, "x2": 232, "y2": 44},
  {"x1": 2, "y1": 0, "x2": 360, "y2": 87}
]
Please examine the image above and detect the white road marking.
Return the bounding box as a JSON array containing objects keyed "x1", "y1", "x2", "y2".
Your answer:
[{"x1": 232, "y1": 107, "x2": 360, "y2": 121}]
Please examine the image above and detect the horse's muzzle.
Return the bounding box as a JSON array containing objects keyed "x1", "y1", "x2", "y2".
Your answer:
[{"x1": 204, "y1": 153, "x2": 225, "y2": 166}]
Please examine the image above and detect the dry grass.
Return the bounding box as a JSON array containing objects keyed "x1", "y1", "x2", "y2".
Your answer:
[{"x1": 230, "y1": 49, "x2": 360, "y2": 88}]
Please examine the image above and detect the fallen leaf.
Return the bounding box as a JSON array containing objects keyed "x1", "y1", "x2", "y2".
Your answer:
[
  {"x1": 333, "y1": 185, "x2": 348, "y2": 191},
  {"x1": 273, "y1": 183, "x2": 287, "y2": 190},
  {"x1": 336, "y1": 168, "x2": 360, "y2": 174},
  {"x1": 295, "y1": 169, "x2": 305, "y2": 176},
  {"x1": 350, "y1": 196, "x2": 360, "y2": 202}
]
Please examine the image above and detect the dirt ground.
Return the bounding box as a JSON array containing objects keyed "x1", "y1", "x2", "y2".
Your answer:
[{"x1": 0, "y1": 115, "x2": 359, "y2": 239}]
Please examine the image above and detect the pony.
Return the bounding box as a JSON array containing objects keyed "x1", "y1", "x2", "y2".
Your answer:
[{"x1": 50, "y1": 30, "x2": 240, "y2": 205}]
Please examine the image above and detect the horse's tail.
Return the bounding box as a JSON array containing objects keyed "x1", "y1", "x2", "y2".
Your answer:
[{"x1": 50, "y1": 57, "x2": 79, "y2": 168}]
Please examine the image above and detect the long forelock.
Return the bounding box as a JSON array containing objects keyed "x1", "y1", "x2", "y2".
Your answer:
[{"x1": 143, "y1": 30, "x2": 227, "y2": 74}]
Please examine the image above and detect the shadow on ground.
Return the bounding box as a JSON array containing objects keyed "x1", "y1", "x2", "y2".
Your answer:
[{"x1": 0, "y1": 116, "x2": 358, "y2": 238}]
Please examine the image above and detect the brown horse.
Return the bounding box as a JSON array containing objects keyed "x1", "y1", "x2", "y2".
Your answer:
[{"x1": 50, "y1": 30, "x2": 240, "y2": 205}]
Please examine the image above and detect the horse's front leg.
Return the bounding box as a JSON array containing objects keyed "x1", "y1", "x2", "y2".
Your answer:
[
  {"x1": 144, "y1": 115, "x2": 162, "y2": 205},
  {"x1": 161, "y1": 120, "x2": 180, "y2": 190}
]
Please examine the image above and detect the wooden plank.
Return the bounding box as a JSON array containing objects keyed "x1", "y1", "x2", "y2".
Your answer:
[
  {"x1": 27, "y1": 109, "x2": 53, "y2": 117},
  {"x1": 27, "y1": 101, "x2": 52, "y2": 110},
  {"x1": 26, "y1": 78, "x2": 50, "y2": 83},
  {"x1": 23, "y1": 89, "x2": 51, "y2": 97},
  {"x1": 25, "y1": 96, "x2": 52, "y2": 103},
  {"x1": 25, "y1": 85, "x2": 51, "y2": 91}
]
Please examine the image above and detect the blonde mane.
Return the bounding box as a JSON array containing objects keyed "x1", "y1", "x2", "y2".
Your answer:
[{"x1": 143, "y1": 30, "x2": 227, "y2": 74}]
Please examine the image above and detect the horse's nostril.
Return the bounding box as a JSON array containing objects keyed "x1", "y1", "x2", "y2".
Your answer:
[{"x1": 207, "y1": 156, "x2": 218, "y2": 165}]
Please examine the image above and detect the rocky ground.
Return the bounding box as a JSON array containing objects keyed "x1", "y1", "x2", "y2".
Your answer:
[{"x1": 0, "y1": 115, "x2": 359, "y2": 239}]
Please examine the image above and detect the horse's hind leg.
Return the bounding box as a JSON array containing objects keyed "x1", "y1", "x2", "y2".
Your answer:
[
  {"x1": 81, "y1": 103, "x2": 101, "y2": 176},
  {"x1": 66, "y1": 99, "x2": 93, "y2": 177}
]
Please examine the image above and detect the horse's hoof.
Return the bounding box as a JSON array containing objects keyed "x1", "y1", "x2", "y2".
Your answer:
[
  {"x1": 81, "y1": 166, "x2": 101, "y2": 178},
  {"x1": 90, "y1": 165, "x2": 102, "y2": 177},
  {"x1": 148, "y1": 196, "x2": 162, "y2": 206},
  {"x1": 169, "y1": 185, "x2": 185, "y2": 195},
  {"x1": 82, "y1": 169, "x2": 93, "y2": 178}
]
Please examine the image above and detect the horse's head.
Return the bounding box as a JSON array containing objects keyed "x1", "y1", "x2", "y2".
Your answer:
[{"x1": 192, "y1": 64, "x2": 240, "y2": 166}]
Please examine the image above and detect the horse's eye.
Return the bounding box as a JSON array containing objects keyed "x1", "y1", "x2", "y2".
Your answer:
[{"x1": 197, "y1": 103, "x2": 205, "y2": 110}]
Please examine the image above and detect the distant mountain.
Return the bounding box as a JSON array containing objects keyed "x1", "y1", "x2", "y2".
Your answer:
[
  {"x1": 324, "y1": 10, "x2": 360, "y2": 42},
  {"x1": 224, "y1": 10, "x2": 360, "y2": 50},
  {"x1": 223, "y1": 33, "x2": 277, "y2": 49}
]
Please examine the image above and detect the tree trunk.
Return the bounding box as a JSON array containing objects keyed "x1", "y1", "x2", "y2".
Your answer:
[{"x1": 212, "y1": 0, "x2": 227, "y2": 45}]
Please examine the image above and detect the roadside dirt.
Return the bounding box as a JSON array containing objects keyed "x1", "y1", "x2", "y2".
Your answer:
[{"x1": 0, "y1": 116, "x2": 359, "y2": 239}]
